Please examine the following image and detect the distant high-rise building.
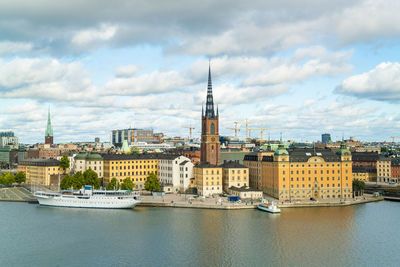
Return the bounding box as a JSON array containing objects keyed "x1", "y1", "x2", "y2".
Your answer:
[
  {"x1": 111, "y1": 128, "x2": 160, "y2": 145},
  {"x1": 45, "y1": 109, "x2": 54, "y2": 145},
  {"x1": 321, "y1": 133, "x2": 331, "y2": 144},
  {"x1": 200, "y1": 63, "x2": 220, "y2": 165},
  {"x1": 0, "y1": 131, "x2": 18, "y2": 149}
]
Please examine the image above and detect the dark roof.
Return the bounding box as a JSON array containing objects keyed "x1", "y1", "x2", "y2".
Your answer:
[
  {"x1": 352, "y1": 166, "x2": 377, "y2": 173},
  {"x1": 196, "y1": 162, "x2": 220, "y2": 168},
  {"x1": 262, "y1": 156, "x2": 274, "y2": 162},
  {"x1": 378, "y1": 156, "x2": 391, "y2": 162},
  {"x1": 391, "y1": 158, "x2": 400, "y2": 166},
  {"x1": 229, "y1": 186, "x2": 262, "y2": 192},
  {"x1": 102, "y1": 153, "x2": 177, "y2": 161},
  {"x1": 288, "y1": 148, "x2": 340, "y2": 162},
  {"x1": 352, "y1": 152, "x2": 379, "y2": 162},
  {"x1": 219, "y1": 160, "x2": 247, "y2": 168},
  {"x1": 179, "y1": 160, "x2": 190, "y2": 165},
  {"x1": 244, "y1": 153, "x2": 258, "y2": 161},
  {"x1": 20, "y1": 158, "x2": 60, "y2": 166}
]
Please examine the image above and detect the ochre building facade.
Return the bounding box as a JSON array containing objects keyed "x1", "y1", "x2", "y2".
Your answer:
[{"x1": 244, "y1": 141, "x2": 353, "y2": 201}]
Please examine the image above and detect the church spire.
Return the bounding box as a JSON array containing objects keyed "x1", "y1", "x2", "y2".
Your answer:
[
  {"x1": 45, "y1": 108, "x2": 53, "y2": 137},
  {"x1": 205, "y1": 61, "x2": 215, "y2": 118}
]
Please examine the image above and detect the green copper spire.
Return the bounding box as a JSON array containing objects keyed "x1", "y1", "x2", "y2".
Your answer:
[{"x1": 45, "y1": 108, "x2": 53, "y2": 137}]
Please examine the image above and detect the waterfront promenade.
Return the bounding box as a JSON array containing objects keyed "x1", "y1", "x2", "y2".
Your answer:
[
  {"x1": 138, "y1": 193, "x2": 383, "y2": 209},
  {"x1": 0, "y1": 186, "x2": 383, "y2": 209}
]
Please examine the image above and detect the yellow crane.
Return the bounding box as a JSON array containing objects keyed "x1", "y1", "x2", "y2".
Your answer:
[
  {"x1": 226, "y1": 122, "x2": 242, "y2": 137},
  {"x1": 183, "y1": 126, "x2": 195, "y2": 139},
  {"x1": 248, "y1": 127, "x2": 292, "y2": 140},
  {"x1": 244, "y1": 119, "x2": 257, "y2": 139}
]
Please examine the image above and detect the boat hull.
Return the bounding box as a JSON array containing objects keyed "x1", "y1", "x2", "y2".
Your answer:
[
  {"x1": 35, "y1": 195, "x2": 141, "y2": 209},
  {"x1": 257, "y1": 204, "x2": 280, "y2": 213}
]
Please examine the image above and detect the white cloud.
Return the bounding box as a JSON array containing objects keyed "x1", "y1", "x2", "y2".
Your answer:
[
  {"x1": 335, "y1": 62, "x2": 400, "y2": 102},
  {"x1": 0, "y1": 41, "x2": 32, "y2": 56},
  {"x1": 106, "y1": 70, "x2": 192, "y2": 95},
  {"x1": 115, "y1": 65, "x2": 139, "y2": 77},
  {"x1": 0, "y1": 57, "x2": 97, "y2": 101},
  {"x1": 72, "y1": 24, "x2": 117, "y2": 47}
]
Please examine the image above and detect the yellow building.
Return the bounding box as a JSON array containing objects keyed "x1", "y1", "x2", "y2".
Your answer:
[
  {"x1": 244, "y1": 141, "x2": 353, "y2": 201},
  {"x1": 352, "y1": 166, "x2": 377, "y2": 182},
  {"x1": 244, "y1": 151, "x2": 273, "y2": 191},
  {"x1": 194, "y1": 163, "x2": 222, "y2": 196},
  {"x1": 221, "y1": 161, "x2": 249, "y2": 191},
  {"x1": 103, "y1": 154, "x2": 159, "y2": 189},
  {"x1": 377, "y1": 157, "x2": 391, "y2": 183},
  {"x1": 18, "y1": 159, "x2": 65, "y2": 186}
]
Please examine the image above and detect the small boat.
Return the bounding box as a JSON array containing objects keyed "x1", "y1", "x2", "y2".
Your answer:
[{"x1": 257, "y1": 200, "x2": 280, "y2": 214}]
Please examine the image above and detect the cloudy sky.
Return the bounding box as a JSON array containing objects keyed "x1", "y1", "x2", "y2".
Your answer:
[{"x1": 1, "y1": 0, "x2": 400, "y2": 144}]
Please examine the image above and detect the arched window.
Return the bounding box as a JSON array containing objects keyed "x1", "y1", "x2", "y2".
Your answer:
[{"x1": 211, "y1": 123, "x2": 215, "y2": 134}]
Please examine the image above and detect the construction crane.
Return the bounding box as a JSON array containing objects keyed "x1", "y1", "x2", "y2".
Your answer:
[
  {"x1": 248, "y1": 127, "x2": 292, "y2": 140},
  {"x1": 183, "y1": 126, "x2": 195, "y2": 139},
  {"x1": 390, "y1": 136, "x2": 400, "y2": 144},
  {"x1": 244, "y1": 119, "x2": 257, "y2": 139},
  {"x1": 226, "y1": 122, "x2": 242, "y2": 137}
]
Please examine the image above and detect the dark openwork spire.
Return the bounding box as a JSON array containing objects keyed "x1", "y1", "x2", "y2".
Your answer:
[{"x1": 205, "y1": 62, "x2": 215, "y2": 118}]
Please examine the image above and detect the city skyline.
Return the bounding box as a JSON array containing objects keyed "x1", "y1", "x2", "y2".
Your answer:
[{"x1": 1, "y1": 1, "x2": 400, "y2": 143}]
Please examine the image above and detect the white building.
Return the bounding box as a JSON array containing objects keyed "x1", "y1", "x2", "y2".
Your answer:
[
  {"x1": 158, "y1": 155, "x2": 193, "y2": 192},
  {"x1": 73, "y1": 151, "x2": 103, "y2": 179},
  {"x1": 130, "y1": 142, "x2": 173, "y2": 151},
  {"x1": 0, "y1": 136, "x2": 19, "y2": 149}
]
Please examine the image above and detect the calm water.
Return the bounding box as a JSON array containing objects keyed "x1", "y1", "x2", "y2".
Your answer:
[{"x1": 0, "y1": 201, "x2": 399, "y2": 267}]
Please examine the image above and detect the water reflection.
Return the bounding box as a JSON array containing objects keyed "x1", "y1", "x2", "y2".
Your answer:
[{"x1": 0, "y1": 202, "x2": 400, "y2": 266}]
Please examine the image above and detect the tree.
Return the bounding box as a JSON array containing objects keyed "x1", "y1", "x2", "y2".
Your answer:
[
  {"x1": 71, "y1": 172, "x2": 84, "y2": 189},
  {"x1": 120, "y1": 177, "x2": 135, "y2": 191},
  {"x1": 106, "y1": 178, "x2": 119, "y2": 190},
  {"x1": 59, "y1": 154, "x2": 70, "y2": 174},
  {"x1": 144, "y1": 172, "x2": 160, "y2": 192},
  {"x1": 83, "y1": 169, "x2": 100, "y2": 189},
  {"x1": 14, "y1": 172, "x2": 26, "y2": 184},
  {"x1": 60, "y1": 175, "x2": 73, "y2": 190},
  {"x1": 352, "y1": 179, "x2": 365, "y2": 197},
  {"x1": 129, "y1": 146, "x2": 140, "y2": 155},
  {"x1": 0, "y1": 172, "x2": 15, "y2": 185}
]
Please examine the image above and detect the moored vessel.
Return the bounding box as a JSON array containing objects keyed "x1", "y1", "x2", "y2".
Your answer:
[
  {"x1": 257, "y1": 200, "x2": 281, "y2": 214},
  {"x1": 34, "y1": 185, "x2": 142, "y2": 209}
]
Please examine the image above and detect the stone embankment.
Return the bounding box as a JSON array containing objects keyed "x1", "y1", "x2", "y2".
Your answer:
[
  {"x1": 0, "y1": 187, "x2": 36, "y2": 202},
  {"x1": 277, "y1": 196, "x2": 383, "y2": 208},
  {"x1": 139, "y1": 194, "x2": 384, "y2": 210}
]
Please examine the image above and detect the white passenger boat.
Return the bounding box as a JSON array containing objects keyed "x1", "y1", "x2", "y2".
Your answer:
[
  {"x1": 34, "y1": 185, "x2": 142, "y2": 209},
  {"x1": 257, "y1": 200, "x2": 280, "y2": 214}
]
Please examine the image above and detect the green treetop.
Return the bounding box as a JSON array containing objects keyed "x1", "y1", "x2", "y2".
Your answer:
[
  {"x1": 144, "y1": 172, "x2": 160, "y2": 192},
  {"x1": 59, "y1": 154, "x2": 70, "y2": 174},
  {"x1": 106, "y1": 178, "x2": 119, "y2": 190},
  {"x1": 120, "y1": 177, "x2": 135, "y2": 191}
]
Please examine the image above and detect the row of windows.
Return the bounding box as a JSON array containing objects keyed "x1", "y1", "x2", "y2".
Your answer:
[
  {"x1": 205, "y1": 181, "x2": 220, "y2": 186},
  {"x1": 284, "y1": 183, "x2": 348, "y2": 188},
  {"x1": 110, "y1": 160, "x2": 156, "y2": 164},
  {"x1": 111, "y1": 165, "x2": 155, "y2": 170},
  {"x1": 284, "y1": 176, "x2": 349, "y2": 182},
  {"x1": 205, "y1": 170, "x2": 220, "y2": 175},
  {"x1": 230, "y1": 176, "x2": 247, "y2": 181},
  {"x1": 111, "y1": 171, "x2": 157, "y2": 177},
  {"x1": 281, "y1": 163, "x2": 348, "y2": 168}
]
